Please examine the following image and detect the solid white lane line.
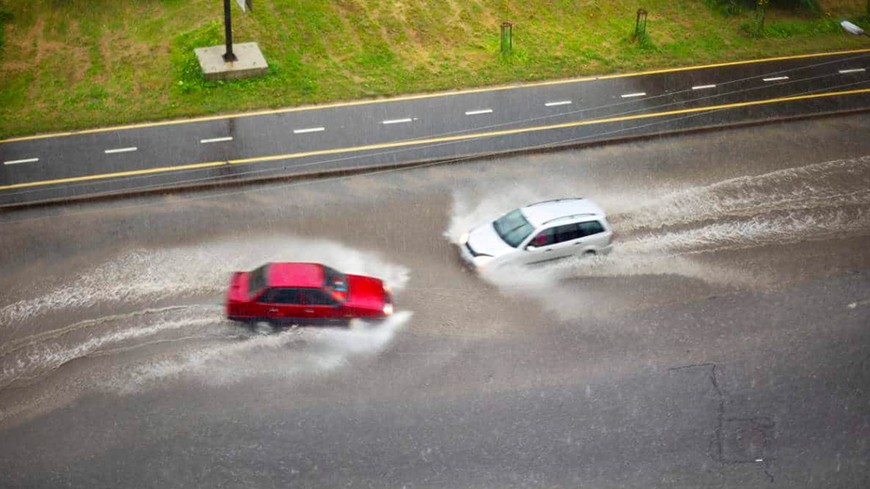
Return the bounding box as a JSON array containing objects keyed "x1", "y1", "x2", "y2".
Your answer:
[
  {"x1": 620, "y1": 92, "x2": 646, "y2": 98},
  {"x1": 382, "y1": 118, "x2": 413, "y2": 125},
  {"x1": 200, "y1": 136, "x2": 233, "y2": 144},
  {"x1": 104, "y1": 147, "x2": 137, "y2": 154},
  {"x1": 3, "y1": 157, "x2": 39, "y2": 165},
  {"x1": 692, "y1": 84, "x2": 717, "y2": 90},
  {"x1": 763, "y1": 76, "x2": 789, "y2": 82},
  {"x1": 293, "y1": 127, "x2": 325, "y2": 134},
  {"x1": 545, "y1": 100, "x2": 572, "y2": 107},
  {"x1": 465, "y1": 109, "x2": 493, "y2": 116},
  {"x1": 839, "y1": 68, "x2": 866, "y2": 74}
]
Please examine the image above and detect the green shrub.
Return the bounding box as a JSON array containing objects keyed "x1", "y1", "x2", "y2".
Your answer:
[
  {"x1": 708, "y1": 0, "x2": 821, "y2": 14},
  {"x1": 706, "y1": 0, "x2": 745, "y2": 16}
]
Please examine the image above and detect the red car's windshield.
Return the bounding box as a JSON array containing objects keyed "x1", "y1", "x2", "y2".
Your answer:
[{"x1": 322, "y1": 265, "x2": 348, "y2": 302}]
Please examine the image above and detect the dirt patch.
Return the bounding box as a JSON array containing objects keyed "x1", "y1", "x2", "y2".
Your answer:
[
  {"x1": 818, "y1": 0, "x2": 865, "y2": 15},
  {"x1": 1, "y1": 17, "x2": 90, "y2": 100}
]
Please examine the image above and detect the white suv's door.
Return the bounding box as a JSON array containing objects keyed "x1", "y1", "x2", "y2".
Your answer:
[
  {"x1": 548, "y1": 223, "x2": 587, "y2": 260},
  {"x1": 522, "y1": 221, "x2": 609, "y2": 264},
  {"x1": 522, "y1": 226, "x2": 577, "y2": 265}
]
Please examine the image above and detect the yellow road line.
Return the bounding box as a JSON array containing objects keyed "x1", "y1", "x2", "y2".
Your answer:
[
  {"x1": 3, "y1": 49, "x2": 869, "y2": 145},
  {"x1": 0, "y1": 161, "x2": 226, "y2": 191},
  {"x1": 2, "y1": 87, "x2": 869, "y2": 192}
]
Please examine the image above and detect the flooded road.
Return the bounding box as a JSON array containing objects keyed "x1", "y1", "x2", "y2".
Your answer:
[{"x1": 1, "y1": 115, "x2": 868, "y2": 487}]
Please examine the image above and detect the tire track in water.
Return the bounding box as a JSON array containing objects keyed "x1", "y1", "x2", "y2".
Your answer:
[
  {"x1": 0, "y1": 305, "x2": 196, "y2": 357},
  {"x1": 620, "y1": 203, "x2": 870, "y2": 256},
  {"x1": 615, "y1": 156, "x2": 870, "y2": 233},
  {"x1": 0, "y1": 306, "x2": 221, "y2": 390}
]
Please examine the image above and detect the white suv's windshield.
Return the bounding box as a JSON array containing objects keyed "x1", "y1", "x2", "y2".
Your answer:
[{"x1": 493, "y1": 209, "x2": 534, "y2": 248}]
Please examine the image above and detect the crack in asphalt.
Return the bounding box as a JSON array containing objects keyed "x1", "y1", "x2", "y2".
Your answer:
[{"x1": 669, "y1": 362, "x2": 776, "y2": 483}]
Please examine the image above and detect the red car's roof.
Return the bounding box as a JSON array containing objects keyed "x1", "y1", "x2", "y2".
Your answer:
[{"x1": 267, "y1": 263, "x2": 325, "y2": 288}]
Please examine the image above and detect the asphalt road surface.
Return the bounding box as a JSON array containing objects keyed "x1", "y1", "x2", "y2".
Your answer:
[
  {"x1": 0, "y1": 114, "x2": 868, "y2": 488},
  {"x1": 2, "y1": 49, "x2": 870, "y2": 207}
]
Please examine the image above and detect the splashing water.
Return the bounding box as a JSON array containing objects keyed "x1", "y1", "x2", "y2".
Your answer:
[
  {"x1": 447, "y1": 156, "x2": 870, "y2": 291},
  {"x1": 0, "y1": 312, "x2": 412, "y2": 426},
  {"x1": 103, "y1": 311, "x2": 413, "y2": 394},
  {"x1": 0, "y1": 236, "x2": 413, "y2": 427},
  {"x1": 1, "y1": 237, "x2": 411, "y2": 327}
]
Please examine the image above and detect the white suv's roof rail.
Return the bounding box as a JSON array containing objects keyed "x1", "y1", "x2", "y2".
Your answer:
[
  {"x1": 521, "y1": 198, "x2": 605, "y2": 227},
  {"x1": 526, "y1": 197, "x2": 584, "y2": 207},
  {"x1": 542, "y1": 213, "x2": 600, "y2": 226}
]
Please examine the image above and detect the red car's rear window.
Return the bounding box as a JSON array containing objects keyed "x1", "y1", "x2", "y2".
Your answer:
[{"x1": 248, "y1": 263, "x2": 269, "y2": 298}]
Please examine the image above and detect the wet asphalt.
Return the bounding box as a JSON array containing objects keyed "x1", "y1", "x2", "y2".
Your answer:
[{"x1": 0, "y1": 113, "x2": 868, "y2": 487}]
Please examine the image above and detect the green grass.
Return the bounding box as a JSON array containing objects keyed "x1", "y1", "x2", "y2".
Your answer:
[{"x1": 0, "y1": 0, "x2": 868, "y2": 138}]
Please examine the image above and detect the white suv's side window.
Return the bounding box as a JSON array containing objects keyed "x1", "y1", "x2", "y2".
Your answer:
[
  {"x1": 553, "y1": 223, "x2": 582, "y2": 244},
  {"x1": 578, "y1": 221, "x2": 605, "y2": 237},
  {"x1": 529, "y1": 228, "x2": 556, "y2": 247}
]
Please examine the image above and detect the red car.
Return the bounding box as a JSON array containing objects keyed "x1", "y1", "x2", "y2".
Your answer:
[{"x1": 226, "y1": 262, "x2": 393, "y2": 325}]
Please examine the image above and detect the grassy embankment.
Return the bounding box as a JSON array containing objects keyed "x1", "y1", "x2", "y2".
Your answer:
[{"x1": 0, "y1": 0, "x2": 867, "y2": 138}]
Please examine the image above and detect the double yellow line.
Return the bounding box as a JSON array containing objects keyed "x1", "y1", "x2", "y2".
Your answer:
[{"x1": 2, "y1": 87, "x2": 869, "y2": 192}]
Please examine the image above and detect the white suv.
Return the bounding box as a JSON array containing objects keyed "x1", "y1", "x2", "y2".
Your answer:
[{"x1": 458, "y1": 198, "x2": 614, "y2": 271}]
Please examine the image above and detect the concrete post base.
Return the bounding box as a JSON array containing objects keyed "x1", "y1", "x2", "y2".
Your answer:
[{"x1": 194, "y1": 42, "x2": 268, "y2": 81}]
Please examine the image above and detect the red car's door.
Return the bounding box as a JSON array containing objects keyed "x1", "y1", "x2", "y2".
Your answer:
[
  {"x1": 300, "y1": 288, "x2": 346, "y2": 322},
  {"x1": 255, "y1": 288, "x2": 306, "y2": 323}
]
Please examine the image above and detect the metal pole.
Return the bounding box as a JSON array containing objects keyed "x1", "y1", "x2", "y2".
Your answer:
[
  {"x1": 635, "y1": 9, "x2": 647, "y2": 39},
  {"x1": 223, "y1": 0, "x2": 237, "y2": 62},
  {"x1": 501, "y1": 22, "x2": 513, "y2": 54}
]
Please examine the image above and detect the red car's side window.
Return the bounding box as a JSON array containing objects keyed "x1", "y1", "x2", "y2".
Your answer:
[
  {"x1": 260, "y1": 288, "x2": 302, "y2": 304},
  {"x1": 301, "y1": 288, "x2": 339, "y2": 306}
]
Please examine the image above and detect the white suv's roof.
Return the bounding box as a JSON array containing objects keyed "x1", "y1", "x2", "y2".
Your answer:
[{"x1": 520, "y1": 198, "x2": 606, "y2": 227}]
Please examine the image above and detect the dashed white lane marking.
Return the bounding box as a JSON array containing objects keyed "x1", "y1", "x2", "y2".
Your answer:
[
  {"x1": 293, "y1": 127, "x2": 325, "y2": 134},
  {"x1": 465, "y1": 109, "x2": 493, "y2": 116},
  {"x1": 3, "y1": 157, "x2": 39, "y2": 165},
  {"x1": 104, "y1": 147, "x2": 137, "y2": 154},
  {"x1": 545, "y1": 100, "x2": 572, "y2": 107},
  {"x1": 838, "y1": 68, "x2": 866, "y2": 74},
  {"x1": 382, "y1": 118, "x2": 413, "y2": 125},
  {"x1": 200, "y1": 136, "x2": 233, "y2": 144},
  {"x1": 763, "y1": 76, "x2": 789, "y2": 82},
  {"x1": 620, "y1": 92, "x2": 646, "y2": 98},
  {"x1": 692, "y1": 84, "x2": 717, "y2": 90}
]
